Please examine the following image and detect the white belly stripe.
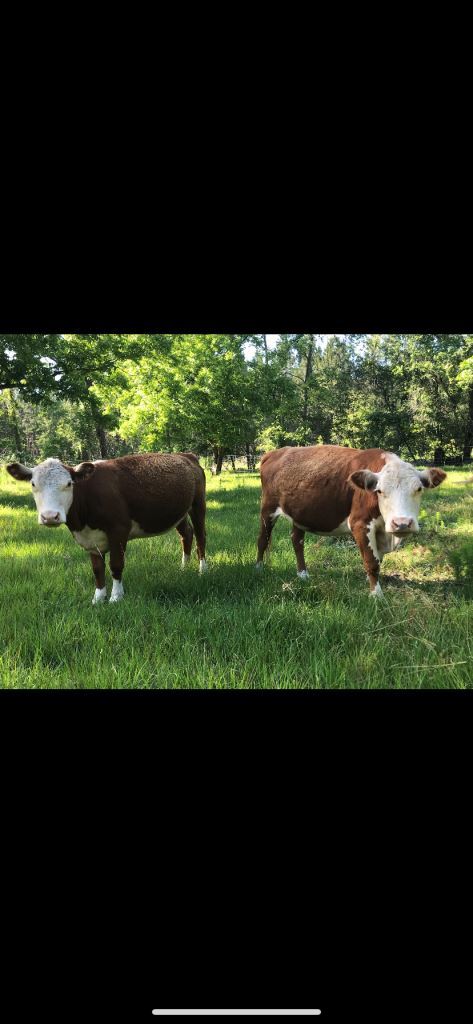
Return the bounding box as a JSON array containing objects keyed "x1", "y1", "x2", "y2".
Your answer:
[
  {"x1": 273, "y1": 507, "x2": 352, "y2": 537},
  {"x1": 73, "y1": 514, "x2": 189, "y2": 552},
  {"x1": 73, "y1": 526, "x2": 109, "y2": 553}
]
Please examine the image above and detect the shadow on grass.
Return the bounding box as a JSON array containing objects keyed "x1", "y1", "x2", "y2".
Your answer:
[
  {"x1": 382, "y1": 573, "x2": 472, "y2": 599},
  {"x1": 0, "y1": 491, "x2": 35, "y2": 511}
]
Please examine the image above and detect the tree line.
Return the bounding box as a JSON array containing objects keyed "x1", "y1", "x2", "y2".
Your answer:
[{"x1": 1, "y1": 334, "x2": 473, "y2": 471}]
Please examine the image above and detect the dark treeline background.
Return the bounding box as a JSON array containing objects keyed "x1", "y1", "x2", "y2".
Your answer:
[{"x1": 1, "y1": 334, "x2": 473, "y2": 471}]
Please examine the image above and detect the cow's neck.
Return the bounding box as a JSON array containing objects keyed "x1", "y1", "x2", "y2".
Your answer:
[
  {"x1": 351, "y1": 488, "x2": 380, "y2": 525},
  {"x1": 66, "y1": 485, "x2": 89, "y2": 533}
]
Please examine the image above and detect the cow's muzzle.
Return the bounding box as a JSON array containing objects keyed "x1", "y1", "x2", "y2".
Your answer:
[
  {"x1": 40, "y1": 511, "x2": 62, "y2": 526},
  {"x1": 390, "y1": 517, "x2": 414, "y2": 535}
]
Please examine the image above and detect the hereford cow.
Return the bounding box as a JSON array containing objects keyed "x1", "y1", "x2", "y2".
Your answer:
[
  {"x1": 256, "y1": 445, "x2": 446, "y2": 596},
  {"x1": 6, "y1": 453, "x2": 207, "y2": 603}
]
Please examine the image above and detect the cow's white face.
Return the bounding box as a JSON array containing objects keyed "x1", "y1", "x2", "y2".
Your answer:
[
  {"x1": 6, "y1": 457, "x2": 96, "y2": 526},
  {"x1": 349, "y1": 456, "x2": 447, "y2": 535},
  {"x1": 29, "y1": 459, "x2": 74, "y2": 525}
]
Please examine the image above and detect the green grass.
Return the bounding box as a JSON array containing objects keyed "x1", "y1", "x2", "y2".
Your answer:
[{"x1": 1, "y1": 466, "x2": 473, "y2": 688}]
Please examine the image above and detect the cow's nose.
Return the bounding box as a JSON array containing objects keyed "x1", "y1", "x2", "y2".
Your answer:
[
  {"x1": 41, "y1": 511, "x2": 61, "y2": 525},
  {"x1": 391, "y1": 517, "x2": 413, "y2": 532}
]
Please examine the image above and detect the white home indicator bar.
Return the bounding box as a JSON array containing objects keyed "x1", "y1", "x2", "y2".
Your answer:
[{"x1": 152, "y1": 1013, "x2": 322, "y2": 1017}]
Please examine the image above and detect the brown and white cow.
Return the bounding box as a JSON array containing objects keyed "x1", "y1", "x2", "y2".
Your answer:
[
  {"x1": 256, "y1": 445, "x2": 446, "y2": 596},
  {"x1": 6, "y1": 452, "x2": 207, "y2": 603}
]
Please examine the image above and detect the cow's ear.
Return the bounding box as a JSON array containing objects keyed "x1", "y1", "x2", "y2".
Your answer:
[
  {"x1": 349, "y1": 469, "x2": 379, "y2": 492},
  {"x1": 69, "y1": 461, "x2": 96, "y2": 481},
  {"x1": 6, "y1": 462, "x2": 33, "y2": 481},
  {"x1": 419, "y1": 468, "x2": 447, "y2": 489},
  {"x1": 64, "y1": 462, "x2": 96, "y2": 481}
]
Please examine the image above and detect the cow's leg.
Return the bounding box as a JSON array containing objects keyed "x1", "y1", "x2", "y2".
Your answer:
[
  {"x1": 351, "y1": 521, "x2": 383, "y2": 597},
  {"x1": 109, "y1": 533, "x2": 128, "y2": 602},
  {"x1": 90, "y1": 551, "x2": 107, "y2": 604},
  {"x1": 291, "y1": 525, "x2": 309, "y2": 579},
  {"x1": 189, "y1": 498, "x2": 207, "y2": 573},
  {"x1": 176, "y1": 515, "x2": 194, "y2": 567},
  {"x1": 256, "y1": 504, "x2": 276, "y2": 570}
]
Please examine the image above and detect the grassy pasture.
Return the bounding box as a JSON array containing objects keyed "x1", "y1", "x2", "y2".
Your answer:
[{"x1": 1, "y1": 465, "x2": 473, "y2": 688}]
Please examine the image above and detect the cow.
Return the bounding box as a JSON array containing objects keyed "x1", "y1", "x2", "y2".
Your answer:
[
  {"x1": 256, "y1": 445, "x2": 447, "y2": 597},
  {"x1": 6, "y1": 452, "x2": 207, "y2": 603}
]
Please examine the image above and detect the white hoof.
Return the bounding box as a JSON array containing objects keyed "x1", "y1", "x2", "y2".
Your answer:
[
  {"x1": 92, "y1": 587, "x2": 107, "y2": 605},
  {"x1": 369, "y1": 582, "x2": 384, "y2": 598},
  {"x1": 297, "y1": 570, "x2": 310, "y2": 580},
  {"x1": 199, "y1": 558, "x2": 208, "y2": 573},
  {"x1": 181, "y1": 554, "x2": 190, "y2": 568},
  {"x1": 255, "y1": 561, "x2": 264, "y2": 572},
  {"x1": 110, "y1": 580, "x2": 125, "y2": 602}
]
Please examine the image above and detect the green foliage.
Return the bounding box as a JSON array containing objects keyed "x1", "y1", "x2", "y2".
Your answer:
[
  {"x1": 2, "y1": 333, "x2": 473, "y2": 465},
  {"x1": 418, "y1": 508, "x2": 446, "y2": 533},
  {"x1": 0, "y1": 390, "x2": 130, "y2": 463},
  {"x1": 446, "y1": 539, "x2": 473, "y2": 584},
  {"x1": 0, "y1": 334, "x2": 61, "y2": 392},
  {"x1": 94, "y1": 334, "x2": 264, "y2": 457}
]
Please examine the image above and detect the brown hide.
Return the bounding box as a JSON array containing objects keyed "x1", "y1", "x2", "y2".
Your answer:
[
  {"x1": 65, "y1": 453, "x2": 205, "y2": 535},
  {"x1": 260, "y1": 445, "x2": 386, "y2": 531}
]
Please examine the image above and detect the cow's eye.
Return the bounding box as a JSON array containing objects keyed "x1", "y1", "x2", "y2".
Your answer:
[
  {"x1": 66, "y1": 482, "x2": 72, "y2": 488},
  {"x1": 31, "y1": 482, "x2": 35, "y2": 488},
  {"x1": 376, "y1": 489, "x2": 383, "y2": 495},
  {"x1": 417, "y1": 486, "x2": 422, "y2": 492}
]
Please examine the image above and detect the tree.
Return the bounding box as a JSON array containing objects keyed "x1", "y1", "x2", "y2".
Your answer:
[
  {"x1": 93, "y1": 335, "x2": 257, "y2": 472},
  {"x1": 1, "y1": 333, "x2": 158, "y2": 458},
  {"x1": 3, "y1": 333, "x2": 472, "y2": 470},
  {"x1": 45, "y1": 334, "x2": 142, "y2": 458},
  {"x1": 1, "y1": 334, "x2": 61, "y2": 392}
]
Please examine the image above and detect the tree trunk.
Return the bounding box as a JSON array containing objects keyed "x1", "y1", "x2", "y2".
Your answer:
[
  {"x1": 230, "y1": 456, "x2": 236, "y2": 471},
  {"x1": 463, "y1": 384, "x2": 473, "y2": 460},
  {"x1": 94, "y1": 419, "x2": 108, "y2": 459},
  {"x1": 88, "y1": 398, "x2": 108, "y2": 458},
  {"x1": 211, "y1": 446, "x2": 224, "y2": 475},
  {"x1": 302, "y1": 338, "x2": 314, "y2": 444},
  {"x1": 85, "y1": 379, "x2": 109, "y2": 459},
  {"x1": 6, "y1": 390, "x2": 22, "y2": 456}
]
